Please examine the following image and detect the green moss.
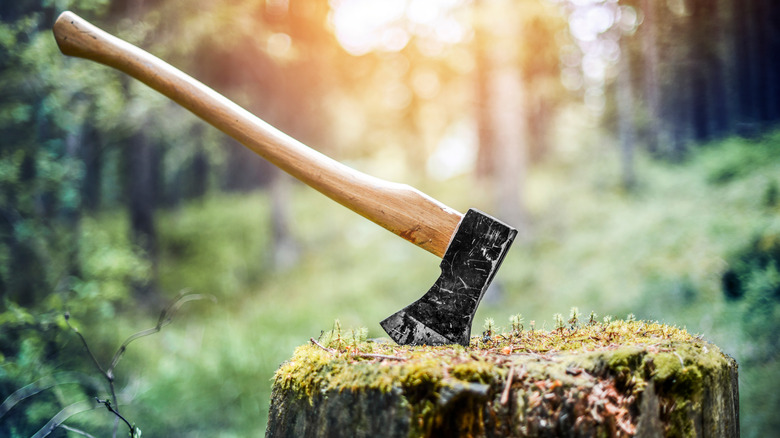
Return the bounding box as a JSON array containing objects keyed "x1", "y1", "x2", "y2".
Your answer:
[
  {"x1": 450, "y1": 359, "x2": 495, "y2": 384},
  {"x1": 652, "y1": 352, "x2": 684, "y2": 381},
  {"x1": 272, "y1": 319, "x2": 734, "y2": 437}
]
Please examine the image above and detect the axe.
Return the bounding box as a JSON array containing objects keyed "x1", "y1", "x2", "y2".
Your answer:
[{"x1": 53, "y1": 11, "x2": 517, "y2": 346}]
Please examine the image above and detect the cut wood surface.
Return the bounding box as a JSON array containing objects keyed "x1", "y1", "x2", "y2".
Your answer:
[{"x1": 266, "y1": 320, "x2": 738, "y2": 437}]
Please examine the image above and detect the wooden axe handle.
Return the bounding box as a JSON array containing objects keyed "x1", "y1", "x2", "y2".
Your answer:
[{"x1": 53, "y1": 11, "x2": 463, "y2": 258}]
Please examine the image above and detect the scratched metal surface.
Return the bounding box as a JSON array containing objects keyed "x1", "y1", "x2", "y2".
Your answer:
[{"x1": 381, "y1": 209, "x2": 518, "y2": 346}]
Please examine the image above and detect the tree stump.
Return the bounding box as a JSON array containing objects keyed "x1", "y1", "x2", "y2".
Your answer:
[{"x1": 266, "y1": 320, "x2": 738, "y2": 437}]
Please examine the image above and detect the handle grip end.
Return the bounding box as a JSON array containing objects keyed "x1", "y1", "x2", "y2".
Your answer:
[{"x1": 53, "y1": 11, "x2": 109, "y2": 61}]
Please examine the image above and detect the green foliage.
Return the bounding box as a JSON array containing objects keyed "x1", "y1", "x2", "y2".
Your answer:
[
  {"x1": 155, "y1": 192, "x2": 273, "y2": 300},
  {"x1": 68, "y1": 216, "x2": 151, "y2": 318},
  {"x1": 0, "y1": 4, "x2": 120, "y2": 305},
  {"x1": 721, "y1": 231, "x2": 780, "y2": 363},
  {"x1": 699, "y1": 134, "x2": 780, "y2": 185},
  {"x1": 764, "y1": 179, "x2": 779, "y2": 208},
  {"x1": 1, "y1": 293, "x2": 209, "y2": 437},
  {"x1": 0, "y1": 4, "x2": 229, "y2": 433}
]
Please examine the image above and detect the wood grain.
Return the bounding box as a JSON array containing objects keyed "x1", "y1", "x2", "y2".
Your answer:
[{"x1": 52, "y1": 11, "x2": 463, "y2": 258}]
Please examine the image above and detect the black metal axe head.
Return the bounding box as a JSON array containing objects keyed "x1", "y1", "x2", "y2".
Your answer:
[{"x1": 380, "y1": 209, "x2": 517, "y2": 346}]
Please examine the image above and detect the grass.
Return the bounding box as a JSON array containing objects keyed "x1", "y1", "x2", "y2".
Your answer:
[{"x1": 56, "y1": 130, "x2": 780, "y2": 436}]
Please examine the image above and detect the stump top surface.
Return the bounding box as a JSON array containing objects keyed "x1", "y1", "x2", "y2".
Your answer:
[
  {"x1": 275, "y1": 320, "x2": 727, "y2": 397},
  {"x1": 270, "y1": 320, "x2": 737, "y2": 437}
]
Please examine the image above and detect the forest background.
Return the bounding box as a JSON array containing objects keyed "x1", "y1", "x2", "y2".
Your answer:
[{"x1": 1, "y1": 0, "x2": 779, "y2": 436}]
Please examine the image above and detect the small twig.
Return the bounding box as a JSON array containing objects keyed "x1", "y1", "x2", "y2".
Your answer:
[
  {"x1": 105, "y1": 292, "x2": 214, "y2": 437},
  {"x1": 355, "y1": 352, "x2": 406, "y2": 361},
  {"x1": 109, "y1": 291, "x2": 216, "y2": 372},
  {"x1": 96, "y1": 398, "x2": 134, "y2": 435},
  {"x1": 310, "y1": 338, "x2": 406, "y2": 361},
  {"x1": 64, "y1": 291, "x2": 214, "y2": 438},
  {"x1": 65, "y1": 311, "x2": 121, "y2": 437},
  {"x1": 310, "y1": 337, "x2": 336, "y2": 353},
  {"x1": 501, "y1": 365, "x2": 515, "y2": 405},
  {"x1": 64, "y1": 313, "x2": 109, "y2": 380}
]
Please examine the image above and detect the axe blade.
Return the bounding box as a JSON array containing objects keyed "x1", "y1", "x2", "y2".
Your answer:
[{"x1": 380, "y1": 209, "x2": 517, "y2": 346}]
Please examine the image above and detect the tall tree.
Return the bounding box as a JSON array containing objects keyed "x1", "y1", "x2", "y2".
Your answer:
[
  {"x1": 616, "y1": 32, "x2": 636, "y2": 189},
  {"x1": 639, "y1": 0, "x2": 663, "y2": 154},
  {"x1": 474, "y1": 0, "x2": 529, "y2": 231},
  {"x1": 568, "y1": 0, "x2": 780, "y2": 163},
  {"x1": 712, "y1": 0, "x2": 739, "y2": 137},
  {"x1": 125, "y1": 128, "x2": 160, "y2": 300},
  {"x1": 473, "y1": 0, "x2": 567, "y2": 231}
]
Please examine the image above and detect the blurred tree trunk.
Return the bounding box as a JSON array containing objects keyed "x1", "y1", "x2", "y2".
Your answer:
[
  {"x1": 489, "y1": 68, "x2": 528, "y2": 231},
  {"x1": 616, "y1": 35, "x2": 636, "y2": 190},
  {"x1": 526, "y1": 98, "x2": 552, "y2": 164},
  {"x1": 667, "y1": 4, "x2": 693, "y2": 158},
  {"x1": 189, "y1": 141, "x2": 209, "y2": 200},
  {"x1": 639, "y1": 0, "x2": 663, "y2": 154},
  {"x1": 266, "y1": 0, "x2": 334, "y2": 266},
  {"x1": 474, "y1": 27, "x2": 495, "y2": 179},
  {"x1": 772, "y1": 2, "x2": 780, "y2": 122},
  {"x1": 692, "y1": 0, "x2": 739, "y2": 142},
  {"x1": 126, "y1": 129, "x2": 159, "y2": 300},
  {"x1": 269, "y1": 171, "x2": 300, "y2": 269},
  {"x1": 714, "y1": 0, "x2": 739, "y2": 136},
  {"x1": 734, "y1": 0, "x2": 761, "y2": 133},
  {"x1": 177, "y1": 124, "x2": 209, "y2": 204},
  {"x1": 752, "y1": 0, "x2": 770, "y2": 124},
  {"x1": 6, "y1": 152, "x2": 46, "y2": 306},
  {"x1": 474, "y1": 0, "x2": 528, "y2": 234},
  {"x1": 760, "y1": 0, "x2": 779, "y2": 123},
  {"x1": 631, "y1": 0, "x2": 780, "y2": 156},
  {"x1": 688, "y1": 0, "x2": 713, "y2": 142},
  {"x1": 81, "y1": 115, "x2": 103, "y2": 212},
  {"x1": 64, "y1": 128, "x2": 84, "y2": 281},
  {"x1": 521, "y1": 14, "x2": 566, "y2": 164}
]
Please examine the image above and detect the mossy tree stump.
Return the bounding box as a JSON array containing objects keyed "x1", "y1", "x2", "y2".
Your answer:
[{"x1": 266, "y1": 320, "x2": 738, "y2": 437}]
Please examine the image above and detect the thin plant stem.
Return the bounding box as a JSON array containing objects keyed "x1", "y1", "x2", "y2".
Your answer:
[{"x1": 63, "y1": 290, "x2": 215, "y2": 438}]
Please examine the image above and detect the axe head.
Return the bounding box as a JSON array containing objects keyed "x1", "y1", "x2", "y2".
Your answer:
[{"x1": 380, "y1": 209, "x2": 517, "y2": 346}]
